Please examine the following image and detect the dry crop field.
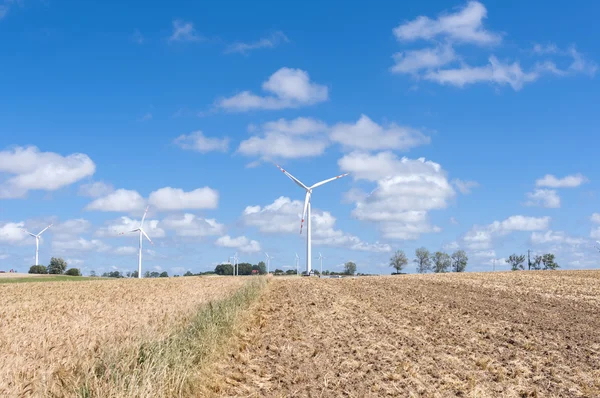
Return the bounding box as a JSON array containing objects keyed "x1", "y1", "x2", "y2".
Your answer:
[
  {"x1": 206, "y1": 271, "x2": 600, "y2": 397},
  {"x1": 0, "y1": 276, "x2": 258, "y2": 397}
]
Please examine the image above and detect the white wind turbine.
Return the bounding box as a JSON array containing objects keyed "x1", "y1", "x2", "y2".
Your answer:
[
  {"x1": 119, "y1": 206, "x2": 154, "y2": 279},
  {"x1": 295, "y1": 253, "x2": 300, "y2": 275},
  {"x1": 233, "y1": 252, "x2": 239, "y2": 276},
  {"x1": 275, "y1": 164, "x2": 349, "y2": 275},
  {"x1": 265, "y1": 252, "x2": 273, "y2": 274},
  {"x1": 22, "y1": 224, "x2": 53, "y2": 266},
  {"x1": 316, "y1": 252, "x2": 325, "y2": 274}
]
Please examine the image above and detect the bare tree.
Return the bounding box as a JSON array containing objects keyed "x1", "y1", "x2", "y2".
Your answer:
[
  {"x1": 390, "y1": 250, "x2": 408, "y2": 274},
  {"x1": 433, "y1": 251, "x2": 451, "y2": 273},
  {"x1": 414, "y1": 247, "x2": 431, "y2": 273},
  {"x1": 451, "y1": 250, "x2": 468, "y2": 272},
  {"x1": 506, "y1": 254, "x2": 526, "y2": 271}
]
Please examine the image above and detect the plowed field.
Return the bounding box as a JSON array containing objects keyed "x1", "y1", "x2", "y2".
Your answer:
[{"x1": 206, "y1": 271, "x2": 600, "y2": 397}]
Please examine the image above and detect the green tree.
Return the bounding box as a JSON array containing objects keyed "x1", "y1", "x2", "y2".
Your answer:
[
  {"x1": 90, "y1": 270, "x2": 97, "y2": 277},
  {"x1": 344, "y1": 261, "x2": 357, "y2": 275},
  {"x1": 159, "y1": 271, "x2": 169, "y2": 277},
  {"x1": 28, "y1": 265, "x2": 47, "y2": 274},
  {"x1": 506, "y1": 254, "x2": 526, "y2": 271},
  {"x1": 237, "y1": 263, "x2": 253, "y2": 275},
  {"x1": 214, "y1": 263, "x2": 233, "y2": 275},
  {"x1": 542, "y1": 253, "x2": 559, "y2": 270},
  {"x1": 48, "y1": 257, "x2": 67, "y2": 275},
  {"x1": 451, "y1": 250, "x2": 468, "y2": 272},
  {"x1": 184, "y1": 271, "x2": 194, "y2": 277},
  {"x1": 414, "y1": 247, "x2": 431, "y2": 273},
  {"x1": 531, "y1": 255, "x2": 543, "y2": 270},
  {"x1": 257, "y1": 261, "x2": 267, "y2": 275},
  {"x1": 390, "y1": 250, "x2": 408, "y2": 274},
  {"x1": 65, "y1": 268, "x2": 81, "y2": 276},
  {"x1": 131, "y1": 270, "x2": 139, "y2": 278},
  {"x1": 273, "y1": 269, "x2": 284, "y2": 275},
  {"x1": 285, "y1": 269, "x2": 297, "y2": 275},
  {"x1": 433, "y1": 251, "x2": 451, "y2": 273}
]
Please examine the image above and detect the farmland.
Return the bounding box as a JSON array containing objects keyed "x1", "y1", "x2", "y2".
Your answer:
[
  {"x1": 205, "y1": 271, "x2": 600, "y2": 397},
  {"x1": 0, "y1": 276, "x2": 262, "y2": 397}
]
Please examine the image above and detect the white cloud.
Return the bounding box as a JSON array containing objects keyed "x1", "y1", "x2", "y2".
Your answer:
[
  {"x1": 591, "y1": 213, "x2": 600, "y2": 224},
  {"x1": 525, "y1": 189, "x2": 561, "y2": 208},
  {"x1": 533, "y1": 45, "x2": 597, "y2": 77},
  {"x1": 535, "y1": 173, "x2": 588, "y2": 188},
  {"x1": 78, "y1": 181, "x2": 114, "y2": 198},
  {"x1": 52, "y1": 238, "x2": 110, "y2": 253},
  {"x1": 425, "y1": 56, "x2": 539, "y2": 90},
  {"x1": 215, "y1": 235, "x2": 261, "y2": 253},
  {"x1": 329, "y1": 114, "x2": 430, "y2": 152},
  {"x1": 225, "y1": 31, "x2": 289, "y2": 54},
  {"x1": 452, "y1": 179, "x2": 479, "y2": 194},
  {"x1": 217, "y1": 67, "x2": 328, "y2": 111},
  {"x1": 339, "y1": 152, "x2": 454, "y2": 240},
  {"x1": 242, "y1": 196, "x2": 390, "y2": 252},
  {"x1": 463, "y1": 215, "x2": 550, "y2": 250},
  {"x1": 0, "y1": 222, "x2": 28, "y2": 243},
  {"x1": 162, "y1": 214, "x2": 225, "y2": 237},
  {"x1": 238, "y1": 117, "x2": 329, "y2": 159},
  {"x1": 591, "y1": 228, "x2": 600, "y2": 240},
  {"x1": 531, "y1": 230, "x2": 586, "y2": 246},
  {"x1": 148, "y1": 187, "x2": 219, "y2": 211},
  {"x1": 168, "y1": 20, "x2": 203, "y2": 42},
  {"x1": 96, "y1": 216, "x2": 166, "y2": 238},
  {"x1": 174, "y1": 131, "x2": 229, "y2": 153},
  {"x1": 85, "y1": 189, "x2": 146, "y2": 212},
  {"x1": 52, "y1": 219, "x2": 91, "y2": 241},
  {"x1": 115, "y1": 246, "x2": 138, "y2": 256},
  {"x1": 393, "y1": 1, "x2": 501, "y2": 45},
  {"x1": 0, "y1": 146, "x2": 96, "y2": 198},
  {"x1": 391, "y1": 45, "x2": 456, "y2": 74}
]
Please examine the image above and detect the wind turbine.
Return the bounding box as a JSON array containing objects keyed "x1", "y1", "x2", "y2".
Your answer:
[
  {"x1": 295, "y1": 253, "x2": 300, "y2": 275},
  {"x1": 233, "y1": 252, "x2": 239, "y2": 276},
  {"x1": 316, "y1": 252, "x2": 325, "y2": 274},
  {"x1": 275, "y1": 164, "x2": 348, "y2": 275},
  {"x1": 120, "y1": 206, "x2": 154, "y2": 279},
  {"x1": 21, "y1": 224, "x2": 53, "y2": 265},
  {"x1": 265, "y1": 252, "x2": 273, "y2": 274}
]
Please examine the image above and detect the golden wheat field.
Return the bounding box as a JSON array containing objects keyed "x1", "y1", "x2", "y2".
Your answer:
[
  {"x1": 0, "y1": 276, "x2": 254, "y2": 397},
  {"x1": 206, "y1": 271, "x2": 600, "y2": 397}
]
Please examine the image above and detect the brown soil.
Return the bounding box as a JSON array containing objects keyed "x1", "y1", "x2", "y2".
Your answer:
[{"x1": 203, "y1": 271, "x2": 600, "y2": 397}]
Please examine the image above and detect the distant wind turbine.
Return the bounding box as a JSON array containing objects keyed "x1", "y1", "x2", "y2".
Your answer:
[
  {"x1": 316, "y1": 252, "x2": 325, "y2": 274},
  {"x1": 265, "y1": 252, "x2": 273, "y2": 274},
  {"x1": 21, "y1": 224, "x2": 53, "y2": 265},
  {"x1": 233, "y1": 252, "x2": 239, "y2": 276},
  {"x1": 275, "y1": 164, "x2": 348, "y2": 274},
  {"x1": 120, "y1": 206, "x2": 154, "y2": 279},
  {"x1": 295, "y1": 253, "x2": 300, "y2": 275}
]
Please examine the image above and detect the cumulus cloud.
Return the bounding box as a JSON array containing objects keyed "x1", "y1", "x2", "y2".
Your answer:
[
  {"x1": 215, "y1": 235, "x2": 261, "y2": 253},
  {"x1": 52, "y1": 238, "x2": 110, "y2": 253},
  {"x1": 393, "y1": 1, "x2": 501, "y2": 45},
  {"x1": 225, "y1": 31, "x2": 289, "y2": 55},
  {"x1": 339, "y1": 152, "x2": 455, "y2": 240},
  {"x1": 392, "y1": 45, "x2": 457, "y2": 74},
  {"x1": 530, "y1": 230, "x2": 586, "y2": 246},
  {"x1": 242, "y1": 196, "x2": 390, "y2": 252},
  {"x1": 452, "y1": 179, "x2": 479, "y2": 194},
  {"x1": 114, "y1": 246, "x2": 138, "y2": 256},
  {"x1": 216, "y1": 68, "x2": 328, "y2": 111},
  {"x1": 0, "y1": 146, "x2": 96, "y2": 198},
  {"x1": 168, "y1": 20, "x2": 203, "y2": 42},
  {"x1": 52, "y1": 219, "x2": 92, "y2": 241},
  {"x1": 0, "y1": 222, "x2": 28, "y2": 243},
  {"x1": 174, "y1": 131, "x2": 229, "y2": 153},
  {"x1": 148, "y1": 187, "x2": 219, "y2": 211},
  {"x1": 525, "y1": 189, "x2": 561, "y2": 208},
  {"x1": 463, "y1": 215, "x2": 550, "y2": 250},
  {"x1": 161, "y1": 214, "x2": 225, "y2": 237},
  {"x1": 329, "y1": 114, "x2": 430, "y2": 152},
  {"x1": 85, "y1": 189, "x2": 146, "y2": 212},
  {"x1": 535, "y1": 173, "x2": 588, "y2": 188},
  {"x1": 78, "y1": 181, "x2": 114, "y2": 198}
]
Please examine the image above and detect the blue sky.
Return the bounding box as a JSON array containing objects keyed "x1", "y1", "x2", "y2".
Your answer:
[{"x1": 1, "y1": 0, "x2": 599, "y2": 275}]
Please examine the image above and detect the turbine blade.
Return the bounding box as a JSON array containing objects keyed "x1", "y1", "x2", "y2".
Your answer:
[
  {"x1": 300, "y1": 191, "x2": 311, "y2": 234},
  {"x1": 310, "y1": 173, "x2": 349, "y2": 189},
  {"x1": 140, "y1": 206, "x2": 149, "y2": 227},
  {"x1": 37, "y1": 223, "x2": 53, "y2": 236},
  {"x1": 140, "y1": 229, "x2": 154, "y2": 246},
  {"x1": 275, "y1": 164, "x2": 309, "y2": 190},
  {"x1": 21, "y1": 228, "x2": 36, "y2": 237}
]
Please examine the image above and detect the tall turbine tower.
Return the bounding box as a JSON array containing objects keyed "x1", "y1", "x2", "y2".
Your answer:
[
  {"x1": 275, "y1": 164, "x2": 348, "y2": 275},
  {"x1": 120, "y1": 206, "x2": 154, "y2": 278},
  {"x1": 22, "y1": 224, "x2": 53, "y2": 265},
  {"x1": 265, "y1": 252, "x2": 273, "y2": 274},
  {"x1": 295, "y1": 253, "x2": 300, "y2": 275}
]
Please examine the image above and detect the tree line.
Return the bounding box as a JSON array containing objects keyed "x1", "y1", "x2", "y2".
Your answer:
[
  {"x1": 389, "y1": 248, "x2": 468, "y2": 274},
  {"x1": 28, "y1": 257, "x2": 81, "y2": 276},
  {"x1": 506, "y1": 253, "x2": 559, "y2": 271}
]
